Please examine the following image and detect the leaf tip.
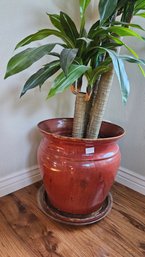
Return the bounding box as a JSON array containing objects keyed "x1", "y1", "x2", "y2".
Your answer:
[
  {"x1": 20, "y1": 91, "x2": 25, "y2": 98},
  {"x1": 4, "y1": 73, "x2": 8, "y2": 79}
]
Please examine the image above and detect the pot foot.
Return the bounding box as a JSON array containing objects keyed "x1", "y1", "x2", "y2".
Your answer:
[{"x1": 37, "y1": 185, "x2": 113, "y2": 226}]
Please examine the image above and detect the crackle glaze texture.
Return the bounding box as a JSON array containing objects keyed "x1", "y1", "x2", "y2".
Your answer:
[{"x1": 37, "y1": 118, "x2": 124, "y2": 214}]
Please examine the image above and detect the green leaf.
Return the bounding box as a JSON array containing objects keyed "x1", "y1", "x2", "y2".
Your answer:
[
  {"x1": 47, "y1": 13, "x2": 62, "y2": 31},
  {"x1": 89, "y1": 62, "x2": 111, "y2": 85},
  {"x1": 99, "y1": 0, "x2": 118, "y2": 25},
  {"x1": 112, "y1": 21, "x2": 145, "y2": 31},
  {"x1": 101, "y1": 48, "x2": 130, "y2": 103},
  {"x1": 5, "y1": 44, "x2": 56, "y2": 78},
  {"x1": 110, "y1": 35, "x2": 145, "y2": 76},
  {"x1": 15, "y1": 29, "x2": 74, "y2": 49},
  {"x1": 135, "y1": 12, "x2": 145, "y2": 18},
  {"x1": 47, "y1": 64, "x2": 89, "y2": 98},
  {"x1": 49, "y1": 52, "x2": 60, "y2": 58},
  {"x1": 15, "y1": 29, "x2": 54, "y2": 49},
  {"x1": 79, "y1": 0, "x2": 91, "y2": 34},
  {"x1": 117, "y1": 0, "x2": 128, "y2": 9},
  {"x1": 87, "y1": 28, "x2": 107, "y2": 41},
  {"x1": 88, "y1": 21, "x2": 100, "y2": 38},
  {"x1": 137, "y1": 65, "x2": 145, "y2": 77},
  {"x1": 77, "y1": 37, "x2": 93, "y2": 46},
  {"x1": 134, "y1": 0, "x2": 145, "y2": 14},
  {"x1": 109, "y1": 26, "x2": 143, "y2": 40},
  {"x1": 120, "y1": 55, "x2": 145, "y2": 77},
  {"x1": 20, "y1": 60, "x2": 60, "y2": 96},
  {"x1": 79, "y1": 0, "x2": 91, "y2": 19},
  {"x1": 60, "y1": 12, "x2": 79, "y2": 45},
  {"x1": 109, "y1": 35, "x2": 138, "y2": 57},
  {"x1": 119, "y1": 55, "x2": 145, "y2": 65},
  {"x1": 60, "y1": 48, "x2": 78, "y2": 75}
]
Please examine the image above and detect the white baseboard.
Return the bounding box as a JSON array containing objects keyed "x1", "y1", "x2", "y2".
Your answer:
[
  {"x1": 0, "y1": 165, "x2": 145, "y2": 197},
  {"x1": 116, "y1": 167, "x2": 145, "y2": 195},
  {"x1": 0, "y1": 166, "x2": 41, "y2": 197}
]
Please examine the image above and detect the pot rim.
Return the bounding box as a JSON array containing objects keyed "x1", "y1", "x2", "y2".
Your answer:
[{"x1": 37, "y1": 118, "x2": 125, "y2": 143}]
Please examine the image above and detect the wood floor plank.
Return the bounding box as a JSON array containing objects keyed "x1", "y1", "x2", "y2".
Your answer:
[{"x1": 0, "y1": 182, "x2": 145, "y2": 257}]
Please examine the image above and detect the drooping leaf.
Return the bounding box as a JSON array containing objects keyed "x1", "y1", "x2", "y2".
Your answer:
[
  {"x1": 79, "y1": 0, "x2": 91, "y2": 19},
  {"x1": 60, "y1": 12, "x2": 79, "y2": 45},
  {"x1": 47, "y1": 64, "x2": 89, "y2": 98},
  {"x1": 137, "y1": 65, "x2": 145, "y2": 77},
  {"x1": 119, "y1": 55, "x2": 145, "y2": 65},
  {"x1": 102, "y1": 42, "x2": 123, "y2": 49},
  {"x1": 135, "y1": 12, "x2": 145, "y2": 18},
  {"x1": 109, "y1": 26, "x2": 143, "y2": 40},
  {"x1": 5, "y1": 44, "x2": 56, "y2": 78},
  {"x1": 60, "y1": 48, "x2": 78, "y2": 75},
  {"x1": 47, "y1": 13, "x2": 62, "y2": 31},
  {"x1": 15, "y1": 29, "x2": 74, "y2": 49},
  {"x1": 112, "y1": 21, "x2": 145, "y2": 31},
  {"x1": 99, "y1": 0, "x2": 118, "y2": 24},
  {"x1": 109, "y1": 35, "x2": 138, "y2": 57},
  {"x1": 101, "y1": 48, "x2": 130, "y2": 103},
  {"x1": 20, "y1": 60, "x2": 60, "y2": 97},
  {"x1": 134, "y1": 0, "x2": 145, "y2": 14},
  {"x1": 110, "y1": 35, "x2": 145, "y2": 76}
]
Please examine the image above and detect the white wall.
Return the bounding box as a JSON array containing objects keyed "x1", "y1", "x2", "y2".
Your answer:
[{"x1": 0, "y1": 0, "x2": 145, "y2": 195}]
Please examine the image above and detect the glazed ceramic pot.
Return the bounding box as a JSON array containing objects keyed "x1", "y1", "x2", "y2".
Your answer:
[{"x1": 37, "y1": 118, "x2": 124, "y2": 215}]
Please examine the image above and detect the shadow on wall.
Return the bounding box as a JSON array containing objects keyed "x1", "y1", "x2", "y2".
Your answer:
[{"x1": 27, "y1": 127, "x2": 41, "y2": 168}]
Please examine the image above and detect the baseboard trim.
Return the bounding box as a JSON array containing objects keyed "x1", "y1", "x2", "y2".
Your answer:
[
  {"x1": 116, "y1": 167, "x2": 145, "y2": 195},
  {"x1": 0, "y1": 166, "x2": 41, "y2": 197},
  {"x1": 0, "y1": 166, "x2": 145, "y2": 197}
]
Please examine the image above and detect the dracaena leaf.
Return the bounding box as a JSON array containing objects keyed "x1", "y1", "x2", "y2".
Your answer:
[
  {"x1": 60, "y1": 12, "x2": 79, "y2": 46},
  {"x1": 109, "y1": 35, "x2": 145, "y2": 76},
  {"x1": 47, "y1": 64, "x2": 89, "y2": 98},
  {"x1": 79, "y1": 0, "x2": 91, "y2": 19},
  {"x1": 135, "y1": 12, "x2": 145, "y2": 18},
  {"x1": 15, "y1": 29, "x2": 74, "y2": 49},
  {"x1": 112, "y1": 21, "x2": 145, "y2": 31},
  {"x1": 119, "y1": 55, "x2": 145, "y2": 65},
  {"x1": 20, "y1": 60, "x2": 60, "y2": 96},
  {"x1": 101, "y1": 48, "x2": 130, "y2": 103},
  {"x1": 89, "y1": 64, "x2": 111, "y2": 85},
  {"x1": 60, "y1": 48, "x2": 78, "y2": 75},
  {"x1": 5, "y1": 44, "x2": 56, "y2": 78},
  {"x1": 47, "y1": 13, "x2": 62, "y2": 31},
  {"x1": 88, "y1": 21, "x2": 100, "y2": 38},
  {"x1": 134, "y1": 0, "x2": 145, "y2": 14},
  {"x1": 99, "y1": 0, "x2": 118, "y2": 25},
  {"x1": 109, "y1": 26, "x2": 143, "y2": 40}
]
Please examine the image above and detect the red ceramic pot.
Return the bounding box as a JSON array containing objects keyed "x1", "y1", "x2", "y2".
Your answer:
[{"x1": 37, "y1": 118, "x2": 124, "y2": 215}]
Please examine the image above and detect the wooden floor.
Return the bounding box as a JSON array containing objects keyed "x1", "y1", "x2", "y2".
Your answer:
[{"x1": 0, "y1": 182, "x2": 145, "y2": 257}]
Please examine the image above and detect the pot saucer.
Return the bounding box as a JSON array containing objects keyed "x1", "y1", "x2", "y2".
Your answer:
[{"x1": 37, "y1": 185, "x2": 113, "y2": 226}]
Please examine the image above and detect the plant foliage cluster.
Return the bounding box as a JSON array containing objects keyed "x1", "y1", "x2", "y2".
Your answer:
[{"x1": 5, "y1": 0, "x2": 145, "y2": 138}]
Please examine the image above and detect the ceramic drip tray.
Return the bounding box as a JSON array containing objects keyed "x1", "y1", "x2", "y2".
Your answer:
[{"x1": 37, "y1": 185, "x2": 113, "y2": 226}]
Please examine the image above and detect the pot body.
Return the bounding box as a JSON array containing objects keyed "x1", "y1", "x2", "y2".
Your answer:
[{"x1": 37, "y1": 118, "x2": 124, "y2": 215}]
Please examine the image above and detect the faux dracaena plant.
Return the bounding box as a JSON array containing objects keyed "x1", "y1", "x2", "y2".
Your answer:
[{"x1": 4, "y1": 0, "x2": 145, "y2": 139}]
